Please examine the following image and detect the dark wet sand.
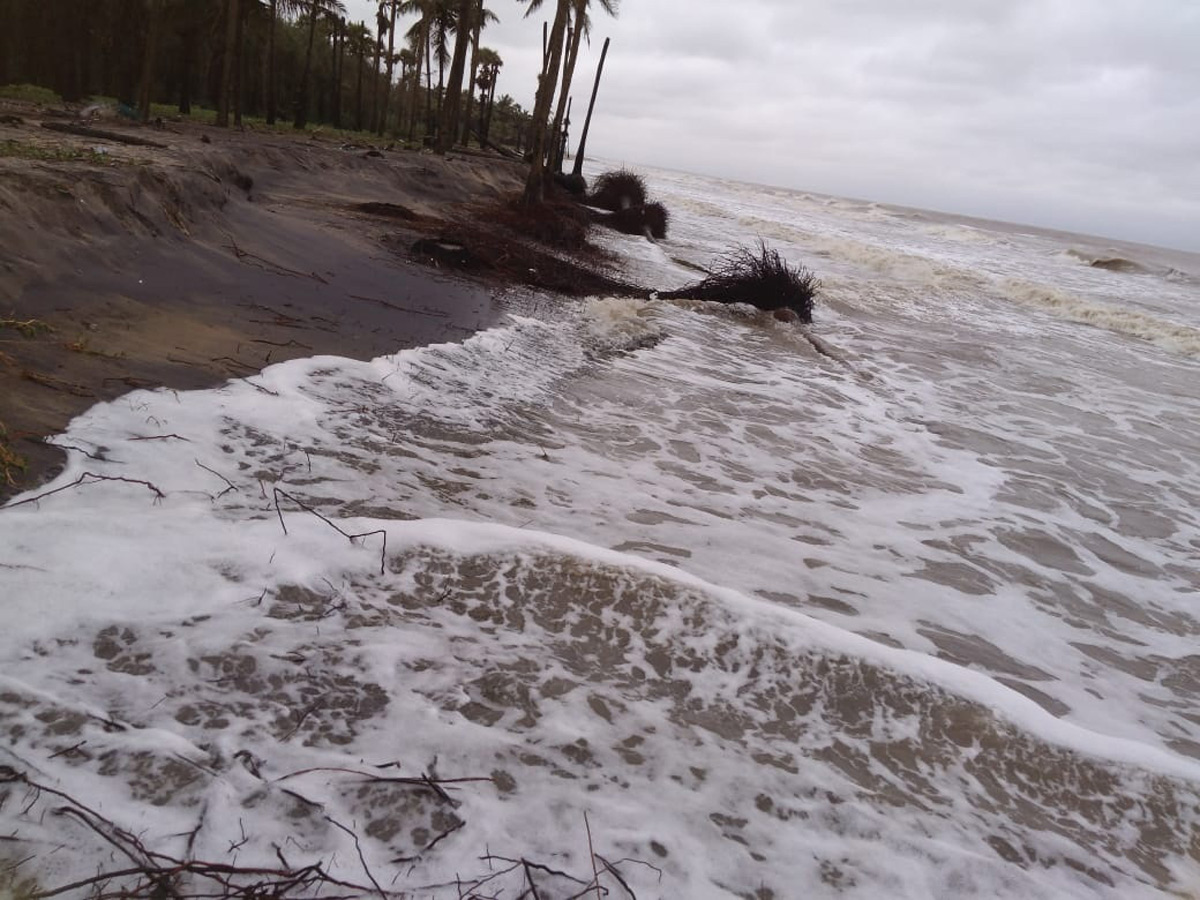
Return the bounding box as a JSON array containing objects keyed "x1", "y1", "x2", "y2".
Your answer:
[{"x1": 1, "y1": 101, "x2": 525, "y2": 500}]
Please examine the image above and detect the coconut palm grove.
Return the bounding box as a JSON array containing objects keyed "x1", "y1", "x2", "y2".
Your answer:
[{"x1": 0, "y1": 0, "x2": 616, "y2": 188}]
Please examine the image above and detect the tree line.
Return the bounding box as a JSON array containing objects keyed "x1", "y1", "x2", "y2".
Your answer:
[{"x1": 0, "y1": 0, "x2": 619, "y2": 204}]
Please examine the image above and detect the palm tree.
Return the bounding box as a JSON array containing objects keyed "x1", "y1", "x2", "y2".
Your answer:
[
  {"x1": 520, "y1": 0, "x2": 569, "y2": 204},
  {"x1": 435, "y1": 0, "x2": 472, "y2": 152},
  {"x1": 136, "y1": 0, "x2": 164, "y2": 122},
  {"x1": 400, "y1": 0, "x2": 433, "y2": 140},
  {"x1": 460, "y1": 0, "x2": 498, "y2": 145},
  {"x1": 217, "y1": 0, "x2": 241, "y2": 127},
  {"x1": 549, "y1": 0, "x2": 616, "y2": 170},
  {"x1": 345, "y1": 21, "x2": 373, "y2": 130},
  {"x1": 376, "y1": 1, "x2": 401, "y2": 135},
  {"x1": 294, "y1": 0, "x2": 347, "y2": 129},
  {"x1": 397, "y1": 46, "x2": 416, "y2": 135},
  {"x1": 429, "y1": 0, "x2": 456, "y2": 127},
  {"x1": 265, "y1": 0, "x2": 301, "y2": 124},
  {"x1": 474, "y1": 47, "x2": 501, "y2": 143}
]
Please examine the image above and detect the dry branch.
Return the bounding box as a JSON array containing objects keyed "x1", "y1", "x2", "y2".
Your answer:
[
  {"x1": 3, "y1": 472, "x2": 165, "y2": 509},
  {"x1": 41, "y1": 121, "x2": 167, "y2": 148},
  {"x1": 272, "y1": 487, "x2": 387, "y2": 574}
]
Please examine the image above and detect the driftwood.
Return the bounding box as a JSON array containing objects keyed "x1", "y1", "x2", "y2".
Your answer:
[
  {"x1": 41, "y1": 121, "x2": 167, "y2": 148},
  {"x1": 470, "y1": 130, "x2": 521, "y2": 160}
]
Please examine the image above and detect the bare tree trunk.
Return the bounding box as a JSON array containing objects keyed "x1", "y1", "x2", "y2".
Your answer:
[
  {"x1": 217, "y1": 0, "x2": 240, "y2": 127},
  {"x1": 522, "y1": 0, "x2": 569, "y2": 206},
  {"x1": 572, "y1": 36, "x2": 609, "y2": 179}
]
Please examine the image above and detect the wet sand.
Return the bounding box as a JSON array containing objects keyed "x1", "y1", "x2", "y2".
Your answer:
[{"x1": 0, "y1": 100, "x2": 528, "y2": 500}]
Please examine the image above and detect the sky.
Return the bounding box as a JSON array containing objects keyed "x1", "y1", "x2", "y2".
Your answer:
[{"x1": 343, "y1": 0, "x2": 1200, "y2": 252}]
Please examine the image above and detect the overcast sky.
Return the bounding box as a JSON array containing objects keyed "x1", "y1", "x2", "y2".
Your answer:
[{"x1": 343, "y1": 0, "x2": 1199, "y2": 252}]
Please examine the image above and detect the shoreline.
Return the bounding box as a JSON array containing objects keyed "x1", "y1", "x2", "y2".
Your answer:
[{"x1": 1, "y1": 100, "x2": 571, "y2": 501}]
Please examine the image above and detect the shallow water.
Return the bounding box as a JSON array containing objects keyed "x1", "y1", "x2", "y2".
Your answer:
[{"x1": 1, "y1": 162, "x2": 1199, "y2": 898}]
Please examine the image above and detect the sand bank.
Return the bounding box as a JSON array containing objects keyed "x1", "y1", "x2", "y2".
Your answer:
[{"x1": 1, "y1": 100, "x2": 534, "y2": 500}]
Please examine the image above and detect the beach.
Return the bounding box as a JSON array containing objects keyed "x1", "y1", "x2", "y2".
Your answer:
[
  {"x1": 1, "y1": 99, "x2": 530, "y2": 499},
  {"x1": 3, "y1": 106, "x2": 1200, "y2": 898}
]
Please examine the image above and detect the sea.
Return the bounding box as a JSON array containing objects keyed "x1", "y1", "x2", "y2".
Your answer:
[{"x1": 2, "y1": 160, "x2": 1199, "y2": 899}]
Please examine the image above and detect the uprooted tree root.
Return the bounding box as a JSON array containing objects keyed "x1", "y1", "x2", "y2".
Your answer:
[
  {"x1": 587, "y1": 168, "x2": 647, "y2": 212},
  {"x1": 661, "y1": 241, "x2": 820, "y2": 324},
  {"x1": 408, "y1": 189, "x2": 649, "y2": 297},
  {"x1": 601, "y1": 202, "x2": 671, "y2": 241}
]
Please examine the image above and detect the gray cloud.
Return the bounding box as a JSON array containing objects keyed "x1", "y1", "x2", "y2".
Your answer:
[{"x1": 344, "y1": 0, "x2": 1199, "y2": 250}]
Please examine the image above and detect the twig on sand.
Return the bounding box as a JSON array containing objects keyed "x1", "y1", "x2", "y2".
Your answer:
[
  {"x1": 4, "y1": 764, "x2": 386, "y2": 899},
  {"x1": 596, "y1": 855, "x2": 638, "y2": 899},
  {"x1": 348, "y1": 294, "x2": 450, "y2": 319},
  {"x1": 272, "y1": 487, "x2": 387, "y2": 575},
  {"x1": 3, "y1": 472, "x2": 165, "y2": 509},
  {"x1": 194, "y1": 459, "x2": 238, "y2": 498},
  {"x1": 326, "y1": 815, "x2": 388, "y2": 900},
  {"x1": 224, "y1": 234, "x2": 329, "y2": 283},
  {"x1": 585, "y1": 813, "x2": 602, "y2": 900}
]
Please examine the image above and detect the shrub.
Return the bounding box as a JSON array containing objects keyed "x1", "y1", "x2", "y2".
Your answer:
[{"x1": 0, "y1": 83, "x2": 61, "y2": 104}]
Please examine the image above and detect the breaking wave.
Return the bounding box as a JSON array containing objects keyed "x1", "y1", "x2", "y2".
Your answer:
[{"x1": 998, "y1": 279, "x2": 1200, "y2": 357}]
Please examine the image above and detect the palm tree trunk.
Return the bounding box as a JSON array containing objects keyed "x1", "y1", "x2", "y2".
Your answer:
[
  {"x1": 378, "y1": 1, "x2": 398, "y2": 135},
  {"x1": 522, "y1": 0, "x2": 570, "y2": 205},
  {"x1": 294, "y1": 2, "x2": 320, "y2": 128},
  {"x1": 233, "y1": 0, "x2": 247, "y2": 126},
  {"x1": 370, "y1": 8, "x2": 385, "y2": 131},
  {"x1": 572, "y1": 35, "x2": 608, "y2": 179},
  {"x1": 548, "y1": 0, "x2": 584, "y2": 172},
  {"x1": 426, "y1": 26, "x2": 434, "y2": 131},
  {"x1": 136, "y1": 0, "x2": 161, "y2": 122},
  {"x1": 356, "y1": 26, "x2": 366, "y2": 130},
  {"x1": 266, "y1": 0, "x2": 279, "y2": 124},
  {"x1": 460, "y1": 0, "x2": 482, "y2": 145},
  {"x1": 435, "y1": 0, "x2": 471, "y2": 153},
  {"x1": 217, "y1": 0, "x2": 240, "y2": 127},
  {"x1": 332, "y1": 18, "x2": 344, "y2": 128},
  {"x1": 484, "y1": 64, "x2": 497, "y2": 141}
]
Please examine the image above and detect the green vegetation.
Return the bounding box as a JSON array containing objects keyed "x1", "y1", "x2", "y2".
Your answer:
[
  {"x1": 0, "y1": 82, "x2": 59, "y2": 104},
  {"x1": 0, "y1": 420, "x2": 27, "y2": 489},
  {"x1": 0, "y1": 1, "x2": 531, "y2": 151},
  {"x1": 0, "y1": 139, "x2": 115, "y2": 164},
  {"x1": 0, "y1": 317, "x2": 54, "y2": 338}
]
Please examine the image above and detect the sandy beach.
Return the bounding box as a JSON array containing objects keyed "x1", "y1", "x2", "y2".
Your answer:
[{"x1": 1, "y1": 99, "x2": 537, "y2": 500}]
